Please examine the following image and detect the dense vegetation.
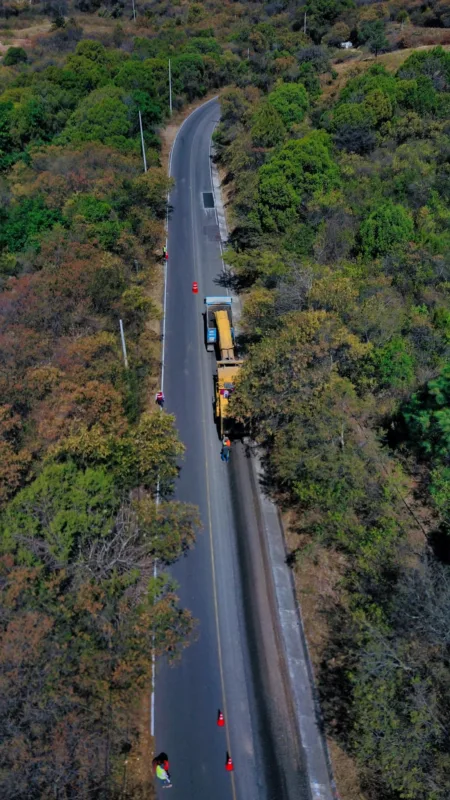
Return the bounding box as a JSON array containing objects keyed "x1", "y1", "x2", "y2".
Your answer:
[
  {"x1": 215, "y1": 43, "x2": 450, "y2": 800},
  {"x1": 1, "y1": 0, "x2": 450, "y2": 796},
  {"x1": 0, "y1": 21, "x2": 231, "y2": 800}
]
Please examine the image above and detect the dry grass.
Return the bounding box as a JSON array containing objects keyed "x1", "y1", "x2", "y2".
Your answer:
[
  {"x1": 122, "y1": 689, "x2": 156, "y2": 800},
  {"x1": 321, "y1": 42, "x2": 450, "y2": 104},
  {"x1": 328, "y1": 740, "x2": 366, "y2": 800},
  {"x1": 0, "y1": 13, "x2": 146, "y2": 52},
  {"x1": 0, "y1": 20, "x2": 52, "y2": 53},
  {"x1": 283, "y1": 510, "x2": 368, "y2": 800},
  {"x1": 284, "y1": 511, "x2": 346, "y2": 673}
]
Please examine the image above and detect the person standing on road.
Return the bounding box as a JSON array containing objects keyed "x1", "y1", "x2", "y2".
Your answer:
[
  {"x1": 152, "y1": 753, "x2": 172, "y2": 788},
  {"x1": 221, "y1": 436, "x2": 231, "y2": 462}
]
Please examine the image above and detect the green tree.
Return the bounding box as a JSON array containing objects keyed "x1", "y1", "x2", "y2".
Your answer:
[
  {"x1": 397, "y1": 9, "x2": 409, "y2": 27},
  {"x1": 1, "y1": 461, "x2": 119, "y2": 561},
  {"x1": 120, "y1": 285, "x2": 160, "y2": 334},
  {"x1": 250, "y1": 102, "x2": 286, "y2": 148},
  {"x1": 59, "y1": 86, "x2": 131, "y2": 147},
  {"x1": 401, "y1": 364, "x2": 450, "y2": 459},
  {"x1": 135, "y1": 497, "x2": 200, "y2": 563},
  {"x1": 54, "y1": 411, "x2": 184, "y2": 496},
  {"x1": 65, "y1": 44, "x2": 109, "y2": 93},
  {"x1": 115, "y1": 59, "x2": 157, "y2": 94},
  {"x1": 258, "y1": 131, "x2": 339, "y2": 230},
  {"x1": 396, "y1": 77, "x2": 440, "y2": 116},
  {"x1": 257, "y1": 173, "x2": 300, "y2": 232},
  {"x1": 10, "y1": 96, "x2": 48, "y2": 145},
  {"x1": 372, "y1": 337, "x2": 415, "y2": 390},
  {"x1": 3, "y1": 46, "x2": 28, "y2": 66},
  {"x1": 10, "y1": 81, "x2": 78, "y2": 143},
  {"x1": 359, "y1": 20, "x2": 389, "y2": 56},
  {"x1": 87, "y1": 254, "x2": 126, "y2": 311},
  {"x1": 340, "y1": 63, "x2": 398, "y2": 104},
  {"x1": 302, "y1": 0, "x2": 356, "y2": 43},
  {"x1": 171, "y1": 54, "x2": 206, "y2": 101},
  {"x1": 0, "y1": 101, "x2": 16, "y2": 170},
  {"x1": 397, "y1": 47, "x2": 450, "y2": 93},
  {"x1": 129, "y1": 168, "x2": 174, "y2": 218},
  {"x1": 323, "y1": 21, "x2": 351, "y2": 46},
  {"x1": 0, "y1": 196, "x2": 62, "y2": 253},
  {"x1": 430, "y1": 465, "x2": 450, "y2": 531},
  {"x1": 232, "y1": 310, "x2": 368, "y2": 438},
  {"x1": 267, "y1": 82, "x2": 309, "y2": 129},
  {"x1": 331, "y1": 101, "x2": 377, "y2": 153},
  {"x1": 364, "y1": 88, "x2": 393, "y2": 123},
  {"x1": 360, "y1": 202, "x2": 414, "y2": 259},
  {"x1": 351, "y1": 633, "x2": 443, "y2": 799},
  {"x1": 66, "y1": 194, "x2": 113, "y2": 224}
]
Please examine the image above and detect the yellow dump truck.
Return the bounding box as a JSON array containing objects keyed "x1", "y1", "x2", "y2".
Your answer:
[
  {"x1": 215, "y1": 309, "x2": 235, "y2": 360},
  {"x1": 215, "y1": 359, "x2": 243, "y2": 436},
  {"x1": 204, "y1": 296, "x2": 243, "y2": 435}
]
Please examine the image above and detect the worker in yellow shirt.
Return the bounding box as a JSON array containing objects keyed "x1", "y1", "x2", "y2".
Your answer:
[{"x1": 152, "y1": 752, "x2": 172, "y2": 788}]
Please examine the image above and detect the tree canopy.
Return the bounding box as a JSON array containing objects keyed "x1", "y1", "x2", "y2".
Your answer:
[{"x1": 215, "y1": 40, "x2": 450, "y2": 800}]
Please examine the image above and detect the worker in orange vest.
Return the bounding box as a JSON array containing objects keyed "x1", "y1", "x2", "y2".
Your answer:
[{"x1": 221, "y1": 436, "x2": 231, "y2": 462}]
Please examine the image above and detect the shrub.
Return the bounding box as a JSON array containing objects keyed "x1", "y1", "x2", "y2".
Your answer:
[
  {"x1": 267, "y1": 82, "x2": 309, "y2": 128},
  {"x1": 3, "y1": 47, "x2": 28, "y2": 66},
  {"x1": 360, "y1": 203, "x2": 414, "y2": 259},
  {"x1": 251, "y1": 102, "x2": 286, "y2": 148}
]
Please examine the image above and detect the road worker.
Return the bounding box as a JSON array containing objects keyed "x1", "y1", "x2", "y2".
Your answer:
[
  {"x1": 156, "y1": 391, "x2": 165, "y2": 408},
  {"x1": 152, "y1": 753, "x2": 172, "y2": 788},
  {"x1": 221, "y1": 436, "x2": 231, "y2": 462}
]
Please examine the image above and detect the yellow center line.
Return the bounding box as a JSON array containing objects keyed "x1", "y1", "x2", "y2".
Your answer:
[{"x1": 201, "y1": 413, "x2": 237, "y2": 800}]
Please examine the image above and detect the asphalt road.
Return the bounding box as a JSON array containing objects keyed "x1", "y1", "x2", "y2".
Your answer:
[{"x1": 155, "y1": 99, "x2": 310, "y2": 800}]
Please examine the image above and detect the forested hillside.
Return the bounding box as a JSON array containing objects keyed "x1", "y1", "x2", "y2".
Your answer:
[
  {"x1": 215, "y1": 41, "x2": 450, "y2": 800},
  {"x1": 0, "y1": 18, "x2": 232, "y2": 800},
  {"x1": 1, "y1": 0, "x2": 450, "y2": 797}
]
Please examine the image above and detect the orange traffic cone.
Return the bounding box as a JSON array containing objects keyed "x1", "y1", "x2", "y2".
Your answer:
[
  {"x1": 217, "y1": 710, "x2": 225, "y2": 727},
  {"x1": 225, "y1": 753, "x2": 233, "y2": 772}
]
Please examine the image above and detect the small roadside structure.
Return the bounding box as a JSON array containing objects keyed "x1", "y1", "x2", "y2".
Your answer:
[{"x1": 340, "y1": 41, "x2": 353, "y2": 49}]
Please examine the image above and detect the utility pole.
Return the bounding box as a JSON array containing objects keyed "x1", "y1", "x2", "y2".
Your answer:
[
  {"x1": 169, "y1": 58, "x2": 173, "y2": 116},
  {"x1": 119, "y1": 319, "x2": 129, "y2": 370},
  {"x1": 131, "y1": 0, "x2": 136, "y2": 21},
  {"x1": 138, "y1": 110, "x2": 147, "y2": 173}
]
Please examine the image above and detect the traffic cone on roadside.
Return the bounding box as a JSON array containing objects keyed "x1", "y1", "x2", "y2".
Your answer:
[
  {"x1": 225, "y1": 753, "x2": 233, "y2": 772},
  {"x1": 217, "y1": 710, "x2": 225, "y2": 727}
]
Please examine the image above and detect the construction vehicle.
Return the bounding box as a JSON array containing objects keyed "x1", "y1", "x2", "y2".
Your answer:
[
  {"x1": 204, "y1": 296, "x2": 234, "y2": 356},
  {"x1": 215, "y1": 359, "x2": 243, "y2": 436},
  {"x1": 204, "y1": 296, "x2": 243, "y2": 436}
]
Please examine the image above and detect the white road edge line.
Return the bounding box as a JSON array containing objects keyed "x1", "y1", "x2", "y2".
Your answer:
[{"x1": 150, "y1": 96, "x2": 219, "y2": 741}]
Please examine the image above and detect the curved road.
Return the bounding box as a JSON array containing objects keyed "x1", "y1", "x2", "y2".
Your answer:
[{"x1": 155, "y1": 99, "x2": 310, "y2": 800}]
